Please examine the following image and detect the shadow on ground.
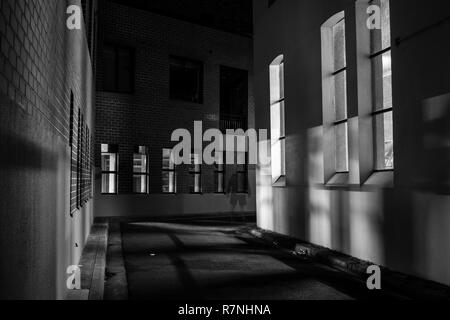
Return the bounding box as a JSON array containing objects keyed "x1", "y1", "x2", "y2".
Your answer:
[{"x1": 107, "y1": 218, "x2": 403, "y2": 300}]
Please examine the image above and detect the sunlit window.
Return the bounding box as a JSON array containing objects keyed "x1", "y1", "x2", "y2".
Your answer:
[
  {"x1": 189, "y1": 154, "x2": 202, "y2": 194},
  {"x1": 370, "y1": 0, "x2": 394, "y2": 170},
  {"x1": 101, "y1": 144, "x2": 119, "y2": 194},
  {"x1": 269, "y1": 55, "x2": 286, "y2": 186},
  {"x1": 162, "y1": 148, "x2": 176, "y2": 193},
  {"x1": 133, "y1": 146, "x2": 149, "y2": 194},
  {"x1": 331, "y1": 18, "x2": 349, "y2": 173}
]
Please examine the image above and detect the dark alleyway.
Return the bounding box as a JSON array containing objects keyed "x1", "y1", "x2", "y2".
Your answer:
[{"x1": 104, "y1": 219, "x2": 403, "y2": 300}]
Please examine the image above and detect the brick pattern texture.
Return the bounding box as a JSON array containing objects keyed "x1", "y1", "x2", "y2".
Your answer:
[
  {"x1": 95, "y1": 1, "x2": 254, "y2": 195},
  {"x1": 0, "y1": 0, "x2": 96, "y2": 299}
]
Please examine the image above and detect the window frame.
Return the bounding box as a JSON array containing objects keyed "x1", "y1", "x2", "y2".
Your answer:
[
  {"x1": 189, "y1": 153, "x2": 202, "y2": 194},
  {"x1": 162, "y1": 148, "x2": 177, "y2": 194},
  {"x1": 133, "y1": 146, "x2": 150, "y2": 194},
  {"x1": 101, "y1": 144, "x2": 119, "y2": 195},
  {"x1": 102, "y1": 43, "x2": 135, "y2": 94},
  {"x1": 331, "y1": 17, "x2": 349, "y2": 174},
  {"x1": 269, "y1": 55, "x2": 287, "y2": 187},
  {"x1": 321, "y1": 11, "x2": 351, "y2": 184},
  {"x1": 369, "y1": 0, "x2": 394, "y2": 172},
  {"x1": 169, "y1": 55, "x2": 204, "y2": 104},
  {"x1": 213, "y1": 151, "x2": 226, "y2": 194}
]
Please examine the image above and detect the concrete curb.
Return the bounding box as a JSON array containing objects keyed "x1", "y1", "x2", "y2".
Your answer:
[
  {"x1": 247, "y1": 228, "x2": 450, "y2": 300},
  {"x1": 67, "y1": 221, "x2": 109, "y2": 300}
]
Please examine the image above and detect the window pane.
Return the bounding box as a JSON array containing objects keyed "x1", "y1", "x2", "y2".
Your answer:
[
  {"x1": 271, "y1": 101, "x2": 285, "y2": 141},
  {"x1": 101, "y1": 153, "x2": 117, "y2": 172},
  {"x1": 102, "y1": 173, "x2": 117, "y2": 194},
  {"x1": 162, "y1": 172, "x2": 176, "y2": 193},
  {"x1": 269, "y1": 61, "x2": 284, "y2": 104},
  {"x1": 271, "y1": 139, "x2": 286, "y2": 182},
  {"x1": 190, "y1": 174, "x2": 201, "y2": 193},
  {"x1": 215, "y1": 172, "x2": 224, "y2": 193},
  {"x1": 333, "y1": 19, "x2": 346, "y2": 71},
  {"x1": 374, "y1": 111, "x2": 394, "y2": 170},
  {"x1": 133, "y1": 175, "x2": 148, "y2": 194},
  {"x1": 220, "y1": 66, "x2": 249, "y2": 121},
  {"x1": 163, "y1": 149, "x2": 174, "y2": 170},
  {"x1": 370, "y1": 0, "x2": 391, "y2": 54},
  {"x1": 133, "y1": 154, "x2": 147, "y2": 173},
  {"x1": 335, "y1": 123, "x2": 349, "y2": 172},
  {"x1": 279, "y1": 62, "x2": 285, "y2": 101},
  {"x1": 333, "y1": 70, "x2": 347, "y2": 121},
  {"x1": 372, "y1": 51, "x2": 392, "y2": 111}
]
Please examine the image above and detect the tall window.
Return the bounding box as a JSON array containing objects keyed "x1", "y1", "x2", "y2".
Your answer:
[
  {"x1": 331, "y1": 18, "x2": 349, "y2": 173},
  {"x1": 162, "y1": 148, "x2": 176, "y2": 193},
  {"x1": 321, "y1": 12, "x2": 349, "y2": 178},
  {"x1": 170, "y1": 56, "x2": 203, "y2": 104},
  {"x1": 269, "y1": 55, "x2": 286, "y2": 186},
  {"x1": 101, "y1": 144, "x2": 119, "y2": 194},
  {"x1": 189, "y1": 154, "x2": 202, "y2": 194},
  {"x1": 133, "y1": 146, "x2": 149, "y2": 194},
  {"x1": 371, "y1": 0, "x2": 393, "y2": 170},
  {"x1": 103, "y1": 44, "x2": 135, "y2": 93},
  {"x1": 220, "y1": 66, "x2": 248, "y2": 131}
]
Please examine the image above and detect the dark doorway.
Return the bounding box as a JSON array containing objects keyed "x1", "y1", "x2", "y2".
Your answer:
[{"x1": 220, "y1": 66, "x2": 248, "y2": 131}]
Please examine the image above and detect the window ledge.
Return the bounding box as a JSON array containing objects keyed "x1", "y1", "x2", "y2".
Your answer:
[
  {"x1": 363, "y1": 171, "x2": 394, "y2": 188},
  {"x1": 272, "y1": 176, "x2": 286, "y2": 188},
  {"x1": 325, "y1": 172, "x2": 349, "y2": 187}
]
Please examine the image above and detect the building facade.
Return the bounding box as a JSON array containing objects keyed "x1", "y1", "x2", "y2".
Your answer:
[
  {"x1": 0, "y1": 0, "x2": 97, "y2": 299},
  {"x1": 253, "y1": 0, "x2": 450, "y2": 286},
  {"x1": 94, "y1": 1, "x2": 256, "y2": 218}
]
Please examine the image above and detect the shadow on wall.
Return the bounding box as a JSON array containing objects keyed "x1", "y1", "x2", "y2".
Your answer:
[
  {"x1": 419, "y1": 94, "x2": 450, "y2": 193},
  {"x1": 302, "y1": 95, "x2": 450, "y2": 286},
  {"x1": 258, "y1": 93, "x2": 450, "y2": 286}
]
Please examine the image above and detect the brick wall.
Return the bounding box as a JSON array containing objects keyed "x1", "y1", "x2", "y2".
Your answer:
[
  {"x1": 95, "y1": 2, "x2": 255, "y2": 198},
  {"x1": 0, "y1": 0, "x2": 96, "y2": 299}
]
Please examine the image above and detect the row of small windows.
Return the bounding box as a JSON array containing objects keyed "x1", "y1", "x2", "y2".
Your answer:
[
  {"x1": 269, "y1": 55, "x2": 286, "y2": 186},
  {"x1": 269, "y1": 0, "x2": 394, "y2": 186},
  {"x1": 370, "y1": 0, "x2": 393, "y2": 171},
  {"x1": 101, "y1": 145, "x2": 248, "y2": 195}
]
